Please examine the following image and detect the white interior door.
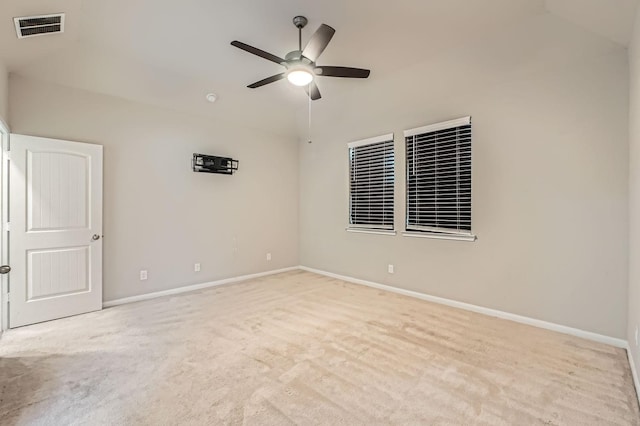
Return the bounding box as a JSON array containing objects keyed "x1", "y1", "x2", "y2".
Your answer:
[{"x1": 9, "y1": 134, "x2": 103, "y2": 328}]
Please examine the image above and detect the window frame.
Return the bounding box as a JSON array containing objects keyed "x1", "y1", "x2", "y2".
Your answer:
[
  {"x1": 347, "y1": 133, "x2": 396, "y2": 234},
  {"x1": 403, "y1": 117, "x2": 476, "y2": 242}
]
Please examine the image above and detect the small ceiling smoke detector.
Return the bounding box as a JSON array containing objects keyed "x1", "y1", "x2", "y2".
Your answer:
[
  {"x1": 206, "y1": 93, "x2": 218, "y2": 103},
  {"x1": 14, "y1": 13, "x2": 65, "y2": 39}
]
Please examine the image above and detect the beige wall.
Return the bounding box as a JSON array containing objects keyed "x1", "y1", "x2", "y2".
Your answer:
[
  {"x1": 0, "y1": 61, "x2": 8, "y2": 124},
  {"x1": 628, "y1": 6, "x2": 640, "y2": 374},
  {"x1": 9, "y1": 75, "x2": 299, "y2": 302},
  {"x1": 299, "y1": 12, "x2": 629, "y2": 338}
]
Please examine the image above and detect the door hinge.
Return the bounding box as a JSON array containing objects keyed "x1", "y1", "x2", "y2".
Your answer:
[
  {"x1": 4, "y1": 222, "x2": 9, "y2": 232},
  {"x1": 4, "y1": 151, "x2": 9, "y2": 161}
]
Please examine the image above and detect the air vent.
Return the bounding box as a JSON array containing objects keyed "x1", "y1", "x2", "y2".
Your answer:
[{"x1": 14, "y1": 14, "x2": 65, "y2": 39}]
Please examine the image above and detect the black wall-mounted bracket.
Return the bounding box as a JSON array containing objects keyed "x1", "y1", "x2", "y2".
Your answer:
[{"x1": 192, "y1": 153, "x2": 239, "y2": 175}]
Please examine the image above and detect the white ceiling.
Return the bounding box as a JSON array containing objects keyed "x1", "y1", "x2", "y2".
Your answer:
[{"x1": 0, "y1": 0, "x2": 637, "y2": 136}]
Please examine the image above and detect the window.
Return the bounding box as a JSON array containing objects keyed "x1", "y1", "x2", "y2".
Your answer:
[
  {"x1": 405, "y1": 117, "x2": 473, "y2": 238},
  {"x1": 348, "y1": 134, "x2": 395, "y2": 232}
]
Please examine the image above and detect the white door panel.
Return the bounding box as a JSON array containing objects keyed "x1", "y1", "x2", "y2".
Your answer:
[
  {"x1": 10, "y1": 134, "x2": 102, "y2": 328},
  {"x1": 28, "y1": 151, "x2": 89, "y2": 231}
]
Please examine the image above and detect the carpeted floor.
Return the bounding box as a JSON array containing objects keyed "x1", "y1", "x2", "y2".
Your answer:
[{"x1": 0, "y1": 270, "x2": 638, "y2": 425}]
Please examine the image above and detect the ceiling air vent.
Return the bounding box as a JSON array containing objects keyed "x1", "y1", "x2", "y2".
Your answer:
[{"x1": 14, "y1": 13, "x2": 65, "y2": 39}]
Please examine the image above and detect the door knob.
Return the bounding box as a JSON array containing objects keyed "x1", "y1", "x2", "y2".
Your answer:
[
  {"x1": 0, "y1": 265, "x2": 11, "y2": 274},
  {"x1": 92, "y1": 234, "x2": 101, "y2": 241}
]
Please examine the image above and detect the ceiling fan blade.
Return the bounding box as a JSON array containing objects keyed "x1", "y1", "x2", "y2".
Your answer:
[
  {"x1": 305, "y1": 82, "x2": 322, "y2": 101},
  {"x1": 231, "y1": 41, "x2": 285, "y2": 65},
  {"x1": 247, "y1": 73, "x2": 286, "y2": 89},
  {"x1": 315, "y1": 66, "x2": 370, "y2": 78},
  {"x1": 302, "y1": 24, "x2": 335, "y2": 62}
]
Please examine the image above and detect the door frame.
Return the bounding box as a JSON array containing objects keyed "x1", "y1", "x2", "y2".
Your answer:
[{"x1": 0, "y1": 118, "x2": 8, "y2": 331}]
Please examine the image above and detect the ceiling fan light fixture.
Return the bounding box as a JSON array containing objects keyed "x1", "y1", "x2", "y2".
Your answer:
[{"x1": 287, "y1": 68, "x2": 314, "y2": 86}]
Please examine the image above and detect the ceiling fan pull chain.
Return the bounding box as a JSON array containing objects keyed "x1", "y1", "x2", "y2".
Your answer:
[{"x1": 308, "y1": 89, "x2": 312, "y2": 144}]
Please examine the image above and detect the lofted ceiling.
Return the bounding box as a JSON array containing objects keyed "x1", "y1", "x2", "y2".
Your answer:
[{"x1": 0, "y1": 0, "x2": 637, "y2": 137}]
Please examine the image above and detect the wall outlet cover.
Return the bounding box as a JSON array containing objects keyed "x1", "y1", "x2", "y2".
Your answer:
[
  {"x1": 194, "y1": 263, "x2": 201, "y2": 272},
  {"x1": 388, "y1": 264, "x2": 394, "y2": 274},
  {"x1": 140, "y1": 270, "x2": 148, "y2": 281}
]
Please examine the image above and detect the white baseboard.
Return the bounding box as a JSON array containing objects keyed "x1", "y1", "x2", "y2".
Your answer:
[
  {"x1": 103, "y1": 266, "x2": 299, "y2": 308},
  {"x1": 626, "y1": 344, "x2": 640, "y2": 405},
  {"x1": 299, "y1": 266, "x2": 627, "y2": 349}
]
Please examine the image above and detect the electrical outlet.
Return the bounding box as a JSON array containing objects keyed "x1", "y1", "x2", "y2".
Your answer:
[
  {"x1": 140, "y1": 270, "x2": 148, "y2": 281},
  {"x1": 388, "y1": 264, "x2": 394, "y2": 274},
  {"x1": 266, "y1": 253, "x2": 272, "y2": 261},
  {"x1": 194, "y1": 263, "x2": 201, "y2": 272}
]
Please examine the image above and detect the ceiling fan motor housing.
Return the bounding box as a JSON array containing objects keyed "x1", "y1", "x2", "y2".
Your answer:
[{"x1": 285, "y1": 50, "x2": 312, "y2": 66}]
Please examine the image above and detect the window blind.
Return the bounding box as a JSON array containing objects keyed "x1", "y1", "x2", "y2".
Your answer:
[
  {"x1": 348, "y1": 134, "x2": 395, "y2": 230},
  {"x1": 405, "y1": 117, "x2": 472, "y2": 235}
]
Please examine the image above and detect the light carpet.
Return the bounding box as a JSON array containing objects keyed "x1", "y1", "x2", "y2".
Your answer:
[{"x1": 0, "y1": 270, "x2": 638, "y2": 425}]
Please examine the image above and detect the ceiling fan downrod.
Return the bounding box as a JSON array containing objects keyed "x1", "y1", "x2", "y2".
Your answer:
[{"x1": 293, "y1": 16, "x2": 308, "y2": 52}]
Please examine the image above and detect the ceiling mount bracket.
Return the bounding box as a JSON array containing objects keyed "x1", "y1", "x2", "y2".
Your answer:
[{"x1": 293, "y1": 16, "x2": 308, "y2": 29}]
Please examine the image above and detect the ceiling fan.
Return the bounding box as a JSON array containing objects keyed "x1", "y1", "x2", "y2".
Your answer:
[{"x1": 231, "y1": 16, "x2": 370, "y2": 100}]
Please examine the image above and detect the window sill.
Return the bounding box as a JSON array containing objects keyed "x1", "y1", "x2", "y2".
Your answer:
[
  {"x1": 402, "y1": 232, "x2": 477, "y2": 242},
  {"x1": 346, "y1": 228, "x2": 397, "y2": 236}
]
